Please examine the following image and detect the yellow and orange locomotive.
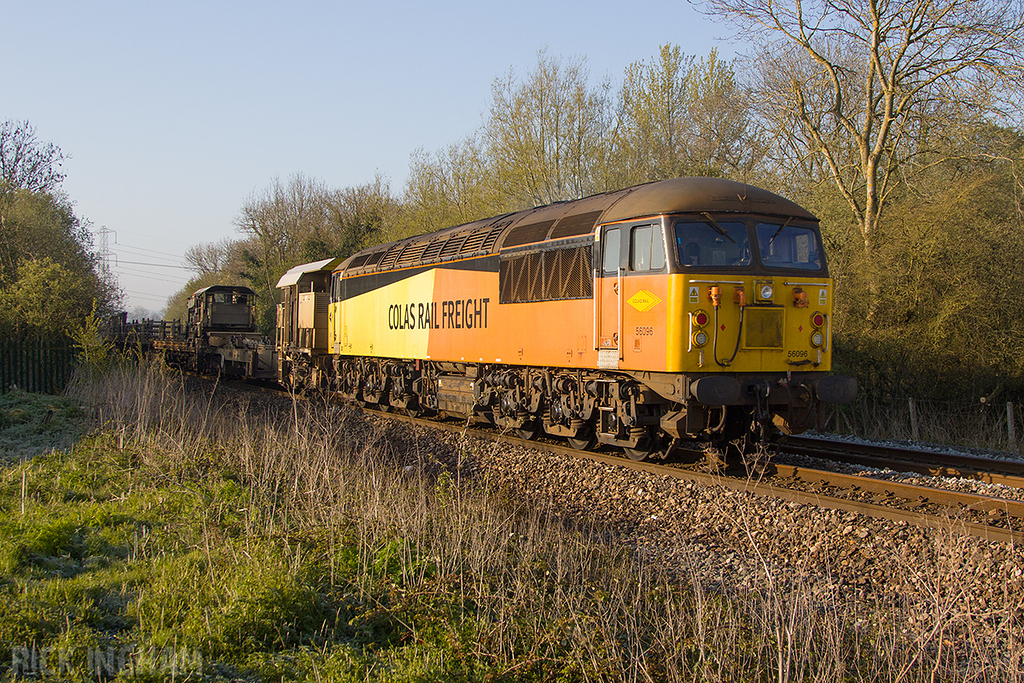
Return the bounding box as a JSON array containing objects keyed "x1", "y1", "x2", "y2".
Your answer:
[{"x1": 274, "y1": 177, "x2": 856, "y2": 460}]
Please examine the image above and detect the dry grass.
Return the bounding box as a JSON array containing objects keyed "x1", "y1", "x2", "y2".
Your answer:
[
  {"x1": 28, "y1": 360, "x2": 1018, "y2": 681},
  {"x1": 834, "y1": 396, "x2": 1022, "y2": 453}
]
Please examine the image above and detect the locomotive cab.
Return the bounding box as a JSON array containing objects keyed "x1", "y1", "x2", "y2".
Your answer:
[
  {"x1": 152, "y1": 285, "x2": 275, "y2": 378},
  {"x1": 186, "y1": 286, "x2": 258, "y2": 338},
  {"x1": 594, "y1": 202, "x2": 856, "y2": 449}
]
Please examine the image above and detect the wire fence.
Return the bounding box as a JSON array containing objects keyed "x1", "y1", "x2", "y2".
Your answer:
[
  {"x1": 832, "y1": 395, "x2": 1021, "y2": 453},
  {"x1": 0, "y1": 335, "x2": 78, "y2": 395}
]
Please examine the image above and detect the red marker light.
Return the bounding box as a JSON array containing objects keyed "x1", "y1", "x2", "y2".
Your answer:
[
  {"x1": 811, "y1": 312, "x2": 825, "y2": 328},
  {"x1": 693, "y1": 310, "x2": 709, "y2": 326}
]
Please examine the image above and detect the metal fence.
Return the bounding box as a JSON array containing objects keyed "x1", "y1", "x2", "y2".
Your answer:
[{"x1": 0, "y1": 336, "x2": 78, "y2": 395}]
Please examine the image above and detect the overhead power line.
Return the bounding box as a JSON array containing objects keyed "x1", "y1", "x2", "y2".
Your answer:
[
  {"x1": 116, "y1": 259, "x2": 196, "y2": 270},
  {"x1": 116, "y1": 242, "x2": 186, "y2": 260}
]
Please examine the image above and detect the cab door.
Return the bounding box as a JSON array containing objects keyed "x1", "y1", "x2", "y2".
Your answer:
[{"x1": 596, "y1": 226, "x2": 623, "y2": 369}]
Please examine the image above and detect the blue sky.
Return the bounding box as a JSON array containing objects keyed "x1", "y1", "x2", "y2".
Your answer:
[{"x1": 3, "y1": 1, "x2": 735, "y2": 314}]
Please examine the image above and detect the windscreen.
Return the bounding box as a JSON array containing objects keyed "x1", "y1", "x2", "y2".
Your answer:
[
  {"x1": 756, "y1": 222, "x2": 823, "y2": 271},
  {"x1": 212, "y1": 292, "x2": 249, "y2": 305},
  {"x1": 674, "y1": 220, "x2": 751, "y2": 268}
]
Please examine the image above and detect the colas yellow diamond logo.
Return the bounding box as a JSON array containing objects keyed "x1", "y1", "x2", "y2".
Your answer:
[{"x1": 627, "y1": 290, "x2": 662, "y2": 312}]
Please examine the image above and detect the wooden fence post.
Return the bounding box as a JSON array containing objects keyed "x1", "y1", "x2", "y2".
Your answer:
[{"x1": 1008, "y1": 402, "x2": 1017, "y2": 453}]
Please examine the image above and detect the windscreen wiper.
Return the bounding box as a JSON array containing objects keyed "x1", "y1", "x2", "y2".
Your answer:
[
  {"x1": 767, "y1": 217, "x2": 794, "y2": 247},
  {"x1": 701, "y1": 212, "x2": 736, "y2": 244}
]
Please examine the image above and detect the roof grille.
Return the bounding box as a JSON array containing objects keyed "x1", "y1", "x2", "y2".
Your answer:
[
  {"x1": 550, "y1": 211, "x2": 602, "y2": 239},
  {"x1": 503, "y1": 220, "x2": 554, "y2": 248}
]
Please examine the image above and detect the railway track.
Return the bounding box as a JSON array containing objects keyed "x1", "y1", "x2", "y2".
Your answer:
[
  {"x1": 776, "y1": 434, "x2": 1024, "y2": 488},
  {"x1": 367, "y1": 407, "x2": 1024, "y2": 545}
]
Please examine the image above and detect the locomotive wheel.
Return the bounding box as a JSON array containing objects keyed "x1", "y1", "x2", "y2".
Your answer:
[
  {"x1": 405, "y1": 400, "x2": 433, "y2": 419},
  {"x1": 567, "y1": 429, "x2": 597, "y2": 451},
  {"x1": 516, "y1": 421, "x2": 540, "y2": 440},
  {"x1": 623, "y1": 441, "x2": 655, "y2": 462}
]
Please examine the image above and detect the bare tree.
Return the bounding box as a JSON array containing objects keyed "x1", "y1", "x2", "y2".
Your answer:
[
  {"x1": 404, "y1": 138, "x2": 493, "y2": 232},
  {"x1": 184, "y1": 238, "x2": 234, "y2": 276},
  {"x1": 0, "y1": 120, "x2": 65, "y2": 198},
  {"x1": 697, "y1": 0, "x2": 1024, "y2": 284},
  {"x1": 326, "y1": 174, "x2": 398, "y2": 252}
]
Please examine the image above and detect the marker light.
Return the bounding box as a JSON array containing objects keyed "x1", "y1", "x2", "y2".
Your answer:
[
  {"x1": 810, "y1": 330, "x2": 825, "y2": 348},
  {"x1": 692, "y1": 330, "x2": 709, "y2": 347},
  {"x1": 811, "y1": 312, "x2": 826, "y2": 328},
  {"x1": 693, "y1": 310, "x2": 709, "y2": 327}
]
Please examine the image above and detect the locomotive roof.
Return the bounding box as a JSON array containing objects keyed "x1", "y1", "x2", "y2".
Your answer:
[
  {"x1": 339, "y1": 177, "x2": 816, "y2": 276},
  {"x1": 277, "y1": 257, "x2": 344, "y2": 288},
  {"x1": 190, "y1": 284, "x2": 257, "y2": 297}
]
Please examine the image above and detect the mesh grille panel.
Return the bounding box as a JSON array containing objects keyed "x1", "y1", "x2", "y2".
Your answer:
[{"x1": 499, "y1": 244, "x2": 593, "y2": 303}]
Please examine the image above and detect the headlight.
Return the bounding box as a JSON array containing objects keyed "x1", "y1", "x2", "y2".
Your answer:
[
  {"x1": 759, "y1": 284, "x2": 774, "y2": 300},
  {"x1": 810, "y1": 330, "x2": 825, "y2": 348},
  {"x1": 692, "y1": 330, "x2": 709, "y2": 347}
]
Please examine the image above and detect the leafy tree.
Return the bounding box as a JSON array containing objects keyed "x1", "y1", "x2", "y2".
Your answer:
[
  {"x1": 0, "y1": 120, "x2": 67, "y2": 276},
  {"x1": 609, "y1": 46, "x2": 756, "y2": 186},
  {"x1": 0, "y1": 120, "x2": 119, "y2": 335},
  {"x1": 404, "y1": 139, "x2": 493, "y2": 233},
  {"x1": 0, "y1": 257, "x2": 96, "y2": 335},
  {"x1": 611, "y1": 44, "x2": 695, "y2": 186},
  {"x1": 818, "y1": 124, "x2": 1024, "y2": 398},
  {"x1": 484, "y1": 49, "x2": 611, "y2": 208}
]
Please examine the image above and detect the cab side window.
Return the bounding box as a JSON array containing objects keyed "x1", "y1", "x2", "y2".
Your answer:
[
  {"x1": 602, "y1": 228, "x2": 621, "y2": 274},
  {"x1": 630, "y1": 224, "x2": 665, "y2": 272}
]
